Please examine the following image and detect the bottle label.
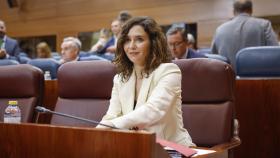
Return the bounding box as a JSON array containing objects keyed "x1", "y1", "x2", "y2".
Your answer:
[{"x1": 4, "y1": 117, "x2": 21, "y2": 123}]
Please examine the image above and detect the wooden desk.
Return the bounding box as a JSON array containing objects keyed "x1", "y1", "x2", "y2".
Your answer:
[
  {"x1": 235, "y1": 79, "x2": 280, "y2": 158},
  {"x1": 42, "y1": 79, "x2": 280, "y2": 158},
  {"x1": 40, "y1": 80, "x2": 58, "y2": 123},
  {"x1": 0, "y1": 123, "x2": 169, "y2": 158},
  {"x1": 0, "y1": 123, "x2": 228, "y2": 158}
]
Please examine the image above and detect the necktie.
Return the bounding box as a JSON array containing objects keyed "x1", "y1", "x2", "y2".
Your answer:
[{"x1": 0, "y1": 38, "x2": 3, "y2": 48}]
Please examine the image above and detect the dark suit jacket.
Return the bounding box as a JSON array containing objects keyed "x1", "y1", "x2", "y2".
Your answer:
[
  {"x1": 186, "y1": 48, "x2": 206, "y2": 59},
  {"x1": 4, "y1": 36, "x2": 21, "y2": 60},
  {"x1": 98, "y1": 37, "x2": 115, "y2": 54}
]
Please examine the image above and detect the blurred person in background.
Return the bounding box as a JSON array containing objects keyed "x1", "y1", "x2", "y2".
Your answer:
[
  {"x1": 36, "y1": 42, "x2": 51, "y2": 58},
  {"x1": 60, "y1": 37, "x2": 81, "y2": 64},
  {"x1": 99, "y1": 11, "x2": 132, "y2": 54},
  {"x1": 187, "y1": 33, "x2": 196, "y2": 50},
  {"x1": 166, "y1": 26, "x2": 206, "y2": 59},
  {"x1": 0, "y1": 20, "x2": 20, "y2": 60},
  {"x1": 211, "y1": 0, "x2": 278, "y2": 70}
]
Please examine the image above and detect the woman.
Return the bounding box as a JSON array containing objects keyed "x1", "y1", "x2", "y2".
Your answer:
[
  {"x1": 98, "y1": 17, "x2": 194, "y2": 147},
  {"x1": 36, "y1": 42, "x2": 51, "y2": 58}
]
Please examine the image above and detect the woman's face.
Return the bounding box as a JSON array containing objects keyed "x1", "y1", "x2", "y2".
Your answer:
[
  {"x1": 124, "y1": 25, "x2": 150, "y2": 67},
  {"x1": 37, "y1": 48, "x2": 46, "y2": 58}
]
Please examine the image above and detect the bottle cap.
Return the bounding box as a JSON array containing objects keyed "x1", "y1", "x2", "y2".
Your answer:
[{"x1": 8, "y1": 100, "x2": 18, "y2": 105}]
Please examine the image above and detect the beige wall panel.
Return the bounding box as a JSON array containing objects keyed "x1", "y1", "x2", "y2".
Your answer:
[
  {"x1": 0, "y1": 0, "x2": 279, "y2": 49},
  {"x1": 252, "y1": 0, "x2": 280, "y2": 16},
  {"x1": 197, "y1": 19, "x2": 229, "y2": 48}
]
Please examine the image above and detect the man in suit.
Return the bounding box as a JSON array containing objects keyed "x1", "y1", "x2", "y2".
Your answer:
[
  {"x1": 211, "y1": 0, "x2": 278, "y2": 70},
  {"x1": 166, "y1": 26, "x2": 206, "y2": 60},
  {"x1": 60, "y1": 37, "x2": 81, "y2": 64},
  {"x1": 0, "y1": 20, "x2": 20, "y2": 60}
]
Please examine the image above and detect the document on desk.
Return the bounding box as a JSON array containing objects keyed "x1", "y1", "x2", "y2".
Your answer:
[{"x1": 191, "y1": 148, "x2": 216, "y2": 157}]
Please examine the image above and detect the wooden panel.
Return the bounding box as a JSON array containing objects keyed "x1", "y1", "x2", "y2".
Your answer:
[
  {"x1": 1, "y1": 0, "x2": 234, "y2": 49},
  {"x1": 0, "y1": 123, "x2": 169, "y2": 158},
  {"x1": 235, "y1": 79, "x2": 280, "y2": 158},
  {"x1": 197, "y1": 19, "x2": 229, "y2": 48},
  {"x1": 39, "y1": 80, "x2": 58, "y2": 123},
  {"x1": 1, "y1": 0, "x2": 280, "y2": 48}
]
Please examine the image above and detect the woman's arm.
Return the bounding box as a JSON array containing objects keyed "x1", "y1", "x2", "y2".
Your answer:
[{"x1": 96, "y1": 75, "x2": 122, "y2": 128}]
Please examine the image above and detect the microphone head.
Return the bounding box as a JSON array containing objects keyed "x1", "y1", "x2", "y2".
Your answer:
[{"x1": 35, "y1": 106, "x2": 49, "y2": 113}]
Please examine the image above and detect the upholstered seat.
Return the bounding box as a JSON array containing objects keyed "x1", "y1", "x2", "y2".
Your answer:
[
  {"x1": 173, "y1": 58, "x2": 240, "y2": 150},
  {"x1": 236, "y1": 46, "x2": 280, "y2": 77},
  {"x1": 205, "y1": 53, "x2": 230, "y2": 63},
  {"x1": 51, "y1": 61, "x2": 116, "y2": 127},
  {"x1": 0, "y1": 64, "x2": 44, "y2": 122},
  {"x1": 28, "y1": 59, "x2": 60, "y2": 79},
  {"x1": 0, "y1": 59, "x2": 19, "y2": 66}
]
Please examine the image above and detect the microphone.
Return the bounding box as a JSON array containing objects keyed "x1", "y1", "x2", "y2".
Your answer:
[{"x1": 35, "y1": 106, "x2": 118, "y2": 129}]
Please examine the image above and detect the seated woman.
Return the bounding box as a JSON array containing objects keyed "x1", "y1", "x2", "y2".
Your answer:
[
  {"x1": 36, "y1": 42, "x2": 51, "y2": 58},
  {"x1": 97, "y1": 16, "x2": 195, "y2": 147}
]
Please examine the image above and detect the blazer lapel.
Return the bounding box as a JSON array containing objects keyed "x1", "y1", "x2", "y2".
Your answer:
[
  {"x1": 120, "y1": 70, "x2": 136, "y2": 114},
  {"x1": 135, "y1": 72, "x2": 154, "y2": 109}
]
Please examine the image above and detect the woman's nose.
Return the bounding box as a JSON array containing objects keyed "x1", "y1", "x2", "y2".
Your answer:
[{"x1": 128, "y1": 41, "x2": 136, "y2": 49}]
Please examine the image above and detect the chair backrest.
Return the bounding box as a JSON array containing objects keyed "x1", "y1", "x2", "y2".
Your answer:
[
  {"x1": 19, "y1": 52, "x2": 28, "y2": 57},
  {"x1": 0, "y1": 64, "x2": 44, "y2": 122},
  {"x1": 51, "y1": 61, "x2": 116, "y2": 127},
  {"x1": 28, "y1": 59, "x2": 60, "y2": 79},
  {"x1": 236, "y1": 46, "x2": 280, "y2": 77},
  {"x1": 51, "y1": 52, "x2": 61, "y2": 61},
  {"x1": 18, "y1": 52, "x2": 30, "y2": 64},
  {"x1": 79, "y1": 55, "x2": 109, "y2": 61},
  {"x1": 173, "y1": 58, "x2": 235, "y2": 147},
  {"x1": 0, "y1": 59, "x2": 19, "y2": 66},
  {"x1": 19, "y1": 56, "x2": 31, "y2": 64},
  {"x1": 79, "y1": 51, "x2": 91, "y2": 57},
  {"x1": 197, "y1": 48, "x2": 212, "y2": 54},
  {"x1": 204, "y1": 53, "x2": 230, "y2": 64}
]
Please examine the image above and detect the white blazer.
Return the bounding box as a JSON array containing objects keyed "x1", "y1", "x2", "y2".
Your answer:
[{"x1": 101, "y1": 63, "x2": 194, "y2": 147}]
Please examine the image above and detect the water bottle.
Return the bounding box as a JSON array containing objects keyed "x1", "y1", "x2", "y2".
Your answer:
[
  {"x1": 4, "y1": 100, "x2": 21, "y2": 123},
  {"x1": 44, "y1": 71, "x2": 52, "y2": 80}
]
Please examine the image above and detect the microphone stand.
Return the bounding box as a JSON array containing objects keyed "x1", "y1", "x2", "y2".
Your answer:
[{"x1": 35, "y1": 106, "x2": 118, "y2": 129}]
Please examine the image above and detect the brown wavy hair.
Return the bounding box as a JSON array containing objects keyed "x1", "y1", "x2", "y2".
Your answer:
[{"x1": 114, "y1": 16, "x2": 172, "y2": 82}]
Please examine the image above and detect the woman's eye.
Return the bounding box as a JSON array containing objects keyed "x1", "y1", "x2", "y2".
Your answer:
[
  {"x1": 136, "y1": 37, "x2": 143, "y2": 42},
  {"x1": 125, "y1": 38, "x2": 131, "y2": 42}
]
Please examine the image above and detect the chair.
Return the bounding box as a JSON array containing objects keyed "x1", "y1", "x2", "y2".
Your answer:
[
  {"x1": 236, "y1": 46, "x2": 280, "y2": 77},
  {"x1": 51, "y1": 61, "x2": 116, "y2": 127},
  {"x1": 79, "y1": 51, "x2": 91, "y2": 57},
  {"x1": 0, "y1": 64, "x2": 44, "y2": 122},
  {"x1": 28, "y1": 59, "x2": 60, "y2": 79},
  {"x1": 173, "y1": 59, "x2": 240, "y2": 153},
  {"x1": 204, "y1": 53, "x2": 230, "y2": 64},
  {"x1": 19, "y1": 52, "x2": 28, "y2": 57},
  {"x1": 19, "y1": 56, "x2": 31, "y2": 64},
  {"x1": 0, "y1": 59, "x2": 19, "y2": 66},
  {"x1": 51, "y1": 52, "x2": 61, "y2": 61},
  {"x1": 197, "y1": 48, "x2": 212, "y2": 54},
  {"x1": 79, "y1": 55, "x2": 109, "y2": 61}
]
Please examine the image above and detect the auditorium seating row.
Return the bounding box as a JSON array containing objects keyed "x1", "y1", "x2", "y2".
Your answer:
[
  {"x1": 200, "y1": 46, "x2": 280, "y2": 77},
  {"x1": 0, "y1": 59, "x2": 240, "y2": 152},
  {"x1": 2, "y1": 46, "x2": 279, "y2": 80},
  {"x1": 236, "y1": 46, "x2": 280, "y2": 77}
]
